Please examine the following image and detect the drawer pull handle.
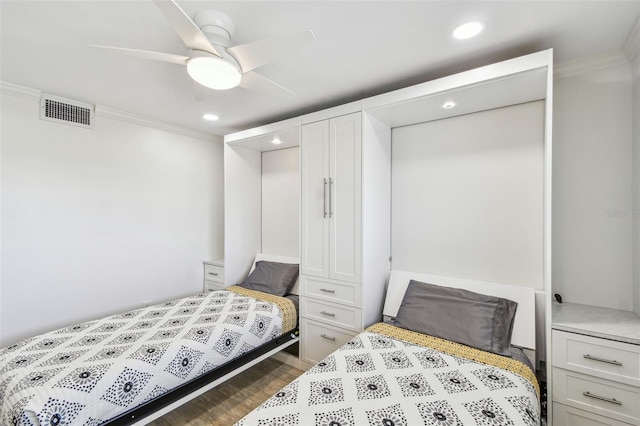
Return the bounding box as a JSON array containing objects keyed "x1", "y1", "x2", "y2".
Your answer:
[
  {"x1": 320, "y1": 311, "x2": 336, "y2": 317},
  {"x1": 320, "y1": 334, "x2": 336, "y2": 341},
  {"x1": 320, "y1": 288, "x2": 335, "y2": 293},
  {"x1": 583, "y1": 354, "x2": 623, "y2": 366},
  {"x1": 583, "y1": 391, "x2": 622, "y2": 406},
  {"x1": 208, "y1": 272, "x2": 219, "y2": 276}
]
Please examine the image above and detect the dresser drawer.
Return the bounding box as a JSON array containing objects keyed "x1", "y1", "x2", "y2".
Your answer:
[
  {"x1": 300, "y1": 319, "x2": 357, "y2": 365},
  {"x1": 301, "y1": 276, "x2": 361, "y2": 307},
  {"x1": 553, "y1": 368, "x2": 640, "y2": 424},
  {"x1": 552, "y1": 330, "x2": 640, "y2": 387},
  {"x1": 204, "y1": 264, "x2": 224, "y2": 283},
  {"x1": 553, "y1": 403, "x2": 633, "y2": 426},
  {"x1": 301, "y1": 298, "x2": 362, "y2": 332},
  {"x1": 205, "y1": 280, "x2": 224, "y2": 292}
]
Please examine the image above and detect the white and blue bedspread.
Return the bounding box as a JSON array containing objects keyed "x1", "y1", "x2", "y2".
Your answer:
[{"x1": 0, "y1": 287, "x2": 296, "y2": 425}]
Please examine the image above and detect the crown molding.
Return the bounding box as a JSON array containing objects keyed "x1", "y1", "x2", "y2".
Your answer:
[
  {"x1": 95, "y1": 106, "x2": 218, "y2": 142},
  {"x1": 0, "y1": 81, "x2": 218, "y2": 141},
  {"x1": 0, "y1": 81, "x2": 41, "y2": 100},
  {"x1": 554, "y1": 51, "x2": 629, "y2": 79},
  {"x1": 623, "y1": 16, "x2": 640, "y2": 62}
]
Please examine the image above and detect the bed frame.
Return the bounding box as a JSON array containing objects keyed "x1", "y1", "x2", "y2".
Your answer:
[
  {"x1": 105, "y1": 253, "x2": 301, "y2": 425},
  {"x1": 383, "y1": 270, "x2": 536, "y2": 357}
]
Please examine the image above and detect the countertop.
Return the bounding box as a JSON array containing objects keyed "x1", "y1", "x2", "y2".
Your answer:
[{"x1": 552, "y1": 302, "x2": 640, "y2": 345}]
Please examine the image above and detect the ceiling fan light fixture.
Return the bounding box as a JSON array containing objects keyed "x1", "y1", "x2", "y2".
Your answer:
[{"x1": 187, "y1": 56, "x2": 242, "y2": 90}]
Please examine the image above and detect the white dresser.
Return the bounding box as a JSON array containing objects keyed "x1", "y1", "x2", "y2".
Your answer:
[
  {"x1": 551, "y1": 303, "x2": 640, "y2": 425},
  {"x1": 203, "y1": 259, "x2": 224, "y2": 292}
]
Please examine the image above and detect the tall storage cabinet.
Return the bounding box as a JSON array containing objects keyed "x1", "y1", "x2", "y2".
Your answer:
[
  {"x1": 301, "y1": 113, "x2": 362, "y2": 282},
  {"x1": 300, "y1": 111, "x2": 389, "y2": 367}
]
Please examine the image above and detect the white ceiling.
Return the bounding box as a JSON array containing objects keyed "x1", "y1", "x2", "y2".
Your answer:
[{"x1": 1, "y1": 1, "x2": 638, "y2": 136}]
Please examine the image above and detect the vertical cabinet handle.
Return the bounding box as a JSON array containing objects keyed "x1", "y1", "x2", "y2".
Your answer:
[
  {"x1": 323, "y1": 178, "x2": 327, "y2": 218},
  {"x1": 329, "y1": 178, "x2": 333, "y2": 218}
]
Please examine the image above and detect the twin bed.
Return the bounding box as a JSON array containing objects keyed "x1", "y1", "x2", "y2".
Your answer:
[
  {"x1": 0, "y1": 254, "x2": 300, "y2": 425},
  {"x1": 237, "y1": 270, "x2": 540, "y2": 425},
  {"x1": 0, "y1": 258, "x2": 541, "y2": 426}
]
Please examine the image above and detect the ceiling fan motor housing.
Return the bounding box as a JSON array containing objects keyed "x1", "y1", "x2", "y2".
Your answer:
[{"x1": 194, "y1": 10, "x2": 235, "y2": 48}]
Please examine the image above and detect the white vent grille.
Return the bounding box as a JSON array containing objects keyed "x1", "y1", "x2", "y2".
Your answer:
[{"x1": 40, "y1": 94, "x2": 94, "y2": 129}]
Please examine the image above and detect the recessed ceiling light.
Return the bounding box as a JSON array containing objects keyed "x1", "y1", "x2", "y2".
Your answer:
[
  {"x1": 442, "y1": 101, "x2": 456, "y2": 109},
  {"x1": 272, "y1": 137, "x2": 282, "y2": 145},
  {"x1": 452, "y1": 21, "x2": 485, "y2": 40},
  {"x1": 202, "y1": 113, "x2": 219, "y2": 121}
]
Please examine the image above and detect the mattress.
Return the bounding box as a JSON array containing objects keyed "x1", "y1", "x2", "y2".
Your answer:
[
  {"x1": 0, "y1": 286, "x2": 297, "y2": 425},
  {"x1": 236, "y1": 322, "x2": 540, "y2": 425}
]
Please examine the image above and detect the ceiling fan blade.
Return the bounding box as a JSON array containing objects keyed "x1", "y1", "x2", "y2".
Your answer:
[
  {"x1": 227, "y1": 30, "x2": 315, "y2": 73},
  {"x1": 153, "y1": 0, "x2": 222, "y2": 57},
  {"x1": 239, "y1": 71, "x2": 295, "y2": 97},
  {"x1": 89, "y1": 45, "x2": 190, "y2": 65}
]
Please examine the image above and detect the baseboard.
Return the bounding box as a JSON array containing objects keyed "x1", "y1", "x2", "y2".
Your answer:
[{"x1": 271, "y1": 350, "x2": 307, "y2": 370}]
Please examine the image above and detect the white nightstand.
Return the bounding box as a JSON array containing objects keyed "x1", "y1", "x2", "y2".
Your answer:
[
  {"x1": 551, "y1": 303, "x2": 640, "y2": 425},
  {"x1": 203, "y1": 259, "x2": 224, "y2": 292}
]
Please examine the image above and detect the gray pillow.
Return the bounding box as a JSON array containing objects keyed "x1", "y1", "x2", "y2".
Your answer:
[
  {"x1": 391, "y1": 280, "x2": 517, "y2": 357},
  {"x1": 239, "y1": 261, "x2": 299, "y2": 297}
]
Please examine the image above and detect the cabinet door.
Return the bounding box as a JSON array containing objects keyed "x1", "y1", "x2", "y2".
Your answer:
[
  {"x1": 329, "y1": 113, "x2": 362, "y2": 282},
  {"x1": 301, "y1": 120, "x2": 330, "y2": 278}
]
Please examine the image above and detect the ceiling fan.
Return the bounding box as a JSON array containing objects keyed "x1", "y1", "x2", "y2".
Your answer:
[{"x1": 90, "y1": 0, "x2": 315, "y2": 96}]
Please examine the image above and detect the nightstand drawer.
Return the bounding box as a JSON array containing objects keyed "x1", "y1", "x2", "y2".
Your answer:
[
  {"x1": 552, "y1": 330, "x2": 640, "y2": 387},
  {"x1": 301, "y1": 298, "x2": 361, "y2": 332},
  {"x1": 204, "y1": 264, "x2": 224, "y2": 283},
  {"x1": 553, "y1": 403, "x2": 632, "y2": 426},
  {"x1": 300, "y1": 319, "x2": 356, "y2": 365},
  {"x1": 301, "y1": 276, "x2": 361, "y2": 307},
  {"x1": 553, "y1": 368, "x2": 640, "y2": 424},
  {"x1": 205, "y1": 280, "x2": 223, "y2": 292}
]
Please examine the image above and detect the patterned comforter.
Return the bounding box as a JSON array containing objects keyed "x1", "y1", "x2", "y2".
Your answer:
[
  {"x1": 237, "y1": 322, "x2": 540, "y2": 426},
  {"x1": 0, "y1": 286, "x2": 297, "y2": 426}
]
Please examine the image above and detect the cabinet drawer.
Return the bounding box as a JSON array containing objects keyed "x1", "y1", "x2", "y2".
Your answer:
[
  {"x1": 553, "y1": 368, "x2": 640, "y2": 424},
  {"x1": 204, "y1": 264, "x2": 224, "y2": 283},
  {"x1": 205, "y1": 280, "x2": 224, "y2": 292},
  {"x1": 552, "y1": 330, "x2": 640, "y2": 387},
  {"x1": 300, "y1": 319, "x2": 356, "y2": 365},
  {"x1": 301, "y1": 276, "x2": 361, "y2": 307},
  {"x1": 301, "y1": 298, "x2": 362, "y2": 332},
  {"x1": 553, "y1": 403, "x2": 632, "y2": 426}
]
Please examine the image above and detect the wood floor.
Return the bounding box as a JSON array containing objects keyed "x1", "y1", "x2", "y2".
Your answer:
[{"x1": 148, "y1": 358, "x2": 304, "y2": 426}]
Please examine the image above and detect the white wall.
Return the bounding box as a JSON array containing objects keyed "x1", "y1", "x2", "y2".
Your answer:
[
  {"x1": 633, "y1": 51, "x2": 640, "y2": 316},
  {"x1": 261, "y1": 147, "x2": 299, "y2": 258},
  {"x1": 391, "y1": 101, "x2": 544, "y2": 289},
  {"x1": 0, "y1": 90, "x2": 224, "y2": 346},
  {"x1": 553, "y1": 62, "x2": 634, "y2": 311}
]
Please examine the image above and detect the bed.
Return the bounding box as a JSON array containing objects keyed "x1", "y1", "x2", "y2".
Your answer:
[
  {"x1": 236, "y1": 270, "x2": 540, "y2": 426},
  {"x1": 0, "y1": 254, "x2": 300, "y2": 426}
]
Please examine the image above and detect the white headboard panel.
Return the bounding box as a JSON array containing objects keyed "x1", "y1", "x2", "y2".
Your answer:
[
  {"x1": 383, "y1": 270, "x2": 535, "y2": 350},
  {"x1": 250, "y1": 253, "x2": 300, "y2": 295}
]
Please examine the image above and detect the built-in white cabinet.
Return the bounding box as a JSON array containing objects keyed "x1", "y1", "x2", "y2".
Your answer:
[
  {"x1": 299, "y1": 110, "x2": 389, "y2": 367},
  {"x1": 225, "y1": 50, "x2": 553, "y2": 377},
  {"x1": 301, "y1": 113, "x2": 362, "y2": 282},
  {"x1": 552, "y1": 303, "x2": 640, "y2": 426}
]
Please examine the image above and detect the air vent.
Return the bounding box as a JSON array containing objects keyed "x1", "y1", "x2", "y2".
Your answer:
[{"x1": 40, "y1": 94, "x2": 94, "y2": 129}]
